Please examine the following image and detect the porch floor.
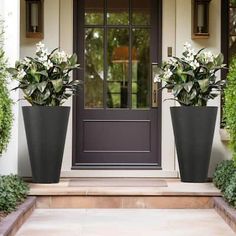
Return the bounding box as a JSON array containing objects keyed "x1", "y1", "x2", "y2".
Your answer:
[{"x1": 16, "y1": 208, "x2": 235, "y2": 236}]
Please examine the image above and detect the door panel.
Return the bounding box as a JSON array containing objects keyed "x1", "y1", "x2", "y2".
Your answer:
[{"x1": 73, "y1": 0, "x2": 162, "y2": 168}]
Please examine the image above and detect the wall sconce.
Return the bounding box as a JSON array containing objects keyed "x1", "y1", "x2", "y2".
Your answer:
[
  {"x1": 192, "y1": 0, "x2": 211, "y2": 39},
  {"x1": 25, "y1": 0, "x2": 44, "y2": 39}
]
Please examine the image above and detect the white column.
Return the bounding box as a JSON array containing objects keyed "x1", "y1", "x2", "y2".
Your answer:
[{"x1": 0, "y1": 0, "x2": 20, "y2": 174}]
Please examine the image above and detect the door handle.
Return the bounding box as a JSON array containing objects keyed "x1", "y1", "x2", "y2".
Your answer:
[{"x1": 152, "y1": 63, "x2": 159, "y2": 108}]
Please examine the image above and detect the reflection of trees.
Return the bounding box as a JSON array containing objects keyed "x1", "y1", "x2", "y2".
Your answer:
[{"x1": 85, "y1": 11, "x2": 150, "y2": 108}]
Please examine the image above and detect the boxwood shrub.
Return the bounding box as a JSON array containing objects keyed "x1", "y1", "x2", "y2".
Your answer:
[
  {"x1": 224, "y1": 172, "x2": 236, "y2": 208},
  {"x1": 213, "y1": 160, "x2": 236, "y2": 192},
  {"x1": 0, "y1": 175, "x2": 29, "y2": 213}
]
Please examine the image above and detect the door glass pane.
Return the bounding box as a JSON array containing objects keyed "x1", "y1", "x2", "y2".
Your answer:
[
  {"x1": 229, "y1": 8, "x2": 236, "y2": 35},
  {"x1": 107, "y1": 0, "x2": 129, "y2": 25},
  {"x1": 85, "y1": 28, "x2": 104, "y2": 108},
  {"x1": 85, "y1": 0, "x2": 104, "y2": 25},
  {"x1": 229, "y1": 36, "x2": 236, "y2": 61},
  {"x1": 107, "y1": 28, "x2": 129, "y2": 108},
  {"x1": 132, "y1": 0, "x2": 151, "y2": 25},
  {"x1": 132, "y1": 28, "x2": 150, "y2": 108}
]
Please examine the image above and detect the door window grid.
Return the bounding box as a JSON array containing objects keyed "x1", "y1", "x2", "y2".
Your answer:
[{"x1": 84, "y1": 0, "x2": 151, "y2": 109}]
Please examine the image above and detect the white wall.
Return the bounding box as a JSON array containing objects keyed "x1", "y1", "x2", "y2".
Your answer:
[
  {"x1": 19, "y1": 0, "x2": 231, "y2": 177},
  {"x1": 0, "y1": 0, "x2": 20, "y2": 175}
]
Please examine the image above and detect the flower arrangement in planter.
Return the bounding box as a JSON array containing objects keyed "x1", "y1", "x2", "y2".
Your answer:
[
  {"x1": 9, "y1": 42, "x2": 80, "y2": 106},
  {"x1": 156, "y1": 42, "x2": 226, "y2": 106},
  {"x1": 155, "y1": 43, "x2": 226, "y2": 182},
  {"x1": 8, "y1": 42, "x2": 81, "y2": 183}
]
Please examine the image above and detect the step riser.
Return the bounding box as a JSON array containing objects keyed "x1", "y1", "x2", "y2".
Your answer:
[{"x1": 36, "y1": 196, "x2": 214, "y2": 209}]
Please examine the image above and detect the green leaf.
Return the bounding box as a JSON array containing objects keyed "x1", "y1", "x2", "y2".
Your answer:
[
  {"x1": 184, "y1": 81, "x2": 194, "y2": 93},
  {"x1": 198, "y1": 79, "x2": 209, "y2": 92},
  {"x1": 37, "y1": 81, "x2": 48, "y2": 93},
  {"x1": 69, "y1": 54, "x2": 77, "y2": 65},
  {"x1": 190, "y1": 89, "x2": 197, "y2": 100},
  {"x1": 23, "y1": 84, "x2": 37, "y2": 96},
  {"x1": 51, "y1": 79, "x2": 63, "y2": 93},
  {"x1": 216, "y1": 53, "x2": 224, "y2": 66},
  {"x1": 7, "y1": 68, "x2": 18, "y2": 76},
  {"x1": 36, "y1": 70, "x2": 48, "y2": 77},
  {"x1": 173, "y1": 84, "x2": 183, "y2": 97}
]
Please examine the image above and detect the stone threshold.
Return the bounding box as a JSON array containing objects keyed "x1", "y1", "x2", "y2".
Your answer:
[
  {"x1": 214, "y1": 197, "x2": 236, "y2": 233},
  {"x1": 0, "y1": 197, "x2": 36, "y2": 236}
]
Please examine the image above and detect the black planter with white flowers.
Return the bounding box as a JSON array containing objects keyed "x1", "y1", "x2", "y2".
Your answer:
[
  {"x1": 156, "y1": 43, "x2": 226, "y2": 182},
  {"x1": 8, "y1": 42, "x2": 81, "y2": 183}
]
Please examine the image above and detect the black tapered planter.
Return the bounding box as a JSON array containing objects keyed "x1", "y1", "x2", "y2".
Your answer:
[
  {"x1": 22, "y1": 106, "x2": 70, "y2": 183},
  {"x1": 170, "y1": 107, "x2": 217, "y2": 182}
]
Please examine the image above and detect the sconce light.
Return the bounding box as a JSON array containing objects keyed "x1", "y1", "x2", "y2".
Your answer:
[
  {"x1": 192, "y1": 0, "x2": 211, "y2": 39},
  {"x1": 25, "y1": 0, "x2": 44, "y2": 39}
]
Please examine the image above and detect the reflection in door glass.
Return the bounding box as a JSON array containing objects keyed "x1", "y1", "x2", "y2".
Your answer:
[
  {"x1": 107, "y1": 29, "x2": 129, "y2": 108},
  {"x1": 132, "y1": 29, "x2": 150, "y2": 108},
  {"x1": 132, "y1": 0, "x2": 151, "y2": 25},
  {"x1": 107, "y1": 0, "x2": 129, "y2": 25},
  {"x1": 85, "y1": 0, "x2": 104, "y2": 25},
  {"x1": 85, "y1": 28, "x2": 104, "y2": 108}
]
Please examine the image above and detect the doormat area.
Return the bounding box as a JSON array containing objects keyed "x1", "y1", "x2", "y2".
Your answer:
[{"x1": 69, "y1": 178, "x2": 167, "y2": 187}]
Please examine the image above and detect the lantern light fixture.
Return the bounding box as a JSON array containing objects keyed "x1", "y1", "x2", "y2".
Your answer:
[
  {"x1": 25, "y1": 0, "x2": 44, "y2": 39},
  {"x1": 192, "y1": 0, "x2": 211, "y2": 39}
]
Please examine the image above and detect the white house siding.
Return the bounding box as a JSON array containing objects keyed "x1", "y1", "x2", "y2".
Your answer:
[
  {"x1": 0, "y1": 0, "x2": 20, "y2": 175},
  {"x1": 18, "y1": 0, "x2": 231, "y2": 177}
]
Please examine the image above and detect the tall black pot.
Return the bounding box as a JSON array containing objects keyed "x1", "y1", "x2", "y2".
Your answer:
[
  {"x1": 22, "y1": 106, "x2": 70, "y2": 183},
  {"x1": 170, "y1": 106, "x2": 217, "y2": 182}
]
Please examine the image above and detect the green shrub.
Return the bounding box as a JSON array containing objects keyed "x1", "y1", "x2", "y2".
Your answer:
[
  {"x1": 224, "y1": 57, "x2": 236, "y2": 164},
  {"x1": 0, "y1": 175, "x2": 29, "y2": 213},
  {"x1": 0, "y1": 21, "x2": 13, "y2": 154},
  {"x1": 224, "y1": 172, "x2": 236, "y2": 208},
  {"x1": 213, "y1": 160, "x2": 236, "y2": 192}
]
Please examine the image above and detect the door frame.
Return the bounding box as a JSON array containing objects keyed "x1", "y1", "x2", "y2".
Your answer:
[{"x1": 72, "y1": 0, "x2": 163, "y2": 169}]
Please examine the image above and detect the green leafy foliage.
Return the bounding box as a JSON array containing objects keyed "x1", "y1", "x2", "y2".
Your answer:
[
  {"x1": 224, "y1": 172, "x2": 236, "y2": 208},
  {"x1": 0, "y1": 175, "x2": 29, "y2": 213},
  {"x1": 224, "y1": 57, "x2": 236, "y2": 164},
  {"x1": 157, "y1": 43, "x2": 226, "y2": 106},
  {"x1": 0, "y1": 20, "x2": 13, "y2": 154},
  {"x1": 213, "y1": 160, "x2": 236, "y2": 192},
  {"x1": 8, "y1": 42, "x2": 81, "y2": 106}
]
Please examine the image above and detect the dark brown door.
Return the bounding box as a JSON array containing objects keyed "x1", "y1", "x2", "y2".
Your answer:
[{"x1": 73, "y1": 0, "x2": 162, "y2": 169}]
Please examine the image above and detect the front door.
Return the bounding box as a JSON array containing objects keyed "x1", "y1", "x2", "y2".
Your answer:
[{"x1": 73, "y1": 0, "x2": 162, "y2": 169}]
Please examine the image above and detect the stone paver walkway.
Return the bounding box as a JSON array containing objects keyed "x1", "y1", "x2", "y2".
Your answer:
[{"x1": 16, "y1": 209, "x2": 234, "y2": 236}]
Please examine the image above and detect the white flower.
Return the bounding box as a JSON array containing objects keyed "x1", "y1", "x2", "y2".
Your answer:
[
  {"x1": 153, "y1": 75, "x2": 161, "y2": 83},
  {"x1": 52, "y1": 50, "x2": 69, "y2": 64},
  {"x1": 22, "y1": 57, "x2": 31, "y2": 66},
  {"x1": 17, "y1": 69, "x2": 26, "y2": 80},
  {"x1": 43, "y1": 60, "x2": 53, "y2": 69},
  {"x1": 163, "y1": 68, "x2": 173, "y2": 80},
  {"x1": 183, "y1": 42, "x2": 192, "y2": 51},
  {"x1": 36, "y1": 41, "x2": 45, "y2": 53},
  {"x1": 199, "y1": 51, "x2": 215, "y2": 64},
  {"x1": 190, "y1": 60, "x2": 200, "y2": 70}
]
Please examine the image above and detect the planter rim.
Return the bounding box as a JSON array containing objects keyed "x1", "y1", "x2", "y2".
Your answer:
[
  {"x1": 170, "y1": 106, "x2": 218, "y2": 109},
  {"x1": 22, "y1": 106, "x2": 70, "y2": 108}
]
